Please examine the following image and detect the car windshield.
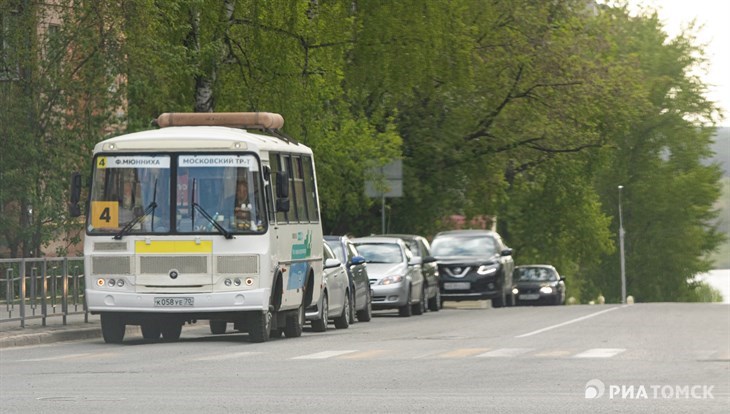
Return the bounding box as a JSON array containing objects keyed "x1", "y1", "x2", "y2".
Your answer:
[
  {"x1": 354, "y1": 243, "x2": 403, "y2": 264},
  {"x1": 87, "y1": 153, "x2": 266, "y2": 236},
  {"x1": 431, "y1": 235, "x2": 497, "y2": 257},
  {"x1": 515, "y1": 267, "x2": 557, "y2": 281}
]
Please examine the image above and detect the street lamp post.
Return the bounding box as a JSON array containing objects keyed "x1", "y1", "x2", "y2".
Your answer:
[{"x1": 618, "y1": 185, "x2": 626, "y2": 304}]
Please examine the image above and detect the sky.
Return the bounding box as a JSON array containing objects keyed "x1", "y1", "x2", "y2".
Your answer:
[{"x1": 625, "y1": 0, "x2": 730, "y2": 126}]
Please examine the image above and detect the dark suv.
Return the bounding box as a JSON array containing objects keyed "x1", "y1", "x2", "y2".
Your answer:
[{"x1": 430, "y1": 230, "x2": 515, "y2": 308}]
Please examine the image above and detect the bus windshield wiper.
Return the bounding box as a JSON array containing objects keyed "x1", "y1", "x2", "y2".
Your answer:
[
  {"x1": 113, "y1": 201, "x2": 158, "y2": 240},
  {"x1": 192, "y1": 202, "x2": 233, "y2": 239}
]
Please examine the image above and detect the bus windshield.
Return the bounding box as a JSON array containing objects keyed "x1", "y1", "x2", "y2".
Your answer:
[{"x1": 87, "y1": 153, "x2": 267, "y2": 236}]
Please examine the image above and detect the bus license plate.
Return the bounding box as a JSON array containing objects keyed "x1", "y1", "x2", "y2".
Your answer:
[
  {"x1": 444, "y1": 282, "x2": 470, "y2": 290},
  {"x1": 154, "y1": 297, "x2": 194, "y2": 307}
]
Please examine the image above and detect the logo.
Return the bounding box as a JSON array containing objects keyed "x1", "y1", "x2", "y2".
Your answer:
[
  {"x1": 169, "y1": 269, "x2": 179, "y2": 279},
  {"x1": 585, "y1": 379, "x2": 714, "y2": 400},
  {"x1": 585, "y1": 379, "x2": 605, "y2": 399}
]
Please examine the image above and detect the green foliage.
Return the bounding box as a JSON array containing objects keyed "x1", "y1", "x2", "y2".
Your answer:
[{"x1": 0, "y1": 0, "x2": 724, "y2": 305}]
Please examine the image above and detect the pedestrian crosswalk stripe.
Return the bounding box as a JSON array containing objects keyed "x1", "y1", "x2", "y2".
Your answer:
[
  {"x1": 438, "y1": 348, "x2": 491, "y2": 358},
  {"x1": 339, "y1": 350, "x2": 390, "y2": 360},
  {"x1": 193, "y1": 351, "x2": 262, "y2": 361},
  {"x1": 476, "y1": 348, "x2": 534, "y2": 358},
  {"x1": 573, "y1": 348, "x2": 625, "y2": 358},
  {"x1": 292, "y1": 350, "x2": 357, "y2": 359}
]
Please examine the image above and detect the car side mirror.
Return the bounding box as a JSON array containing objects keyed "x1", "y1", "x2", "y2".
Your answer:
[
  {"x1": 423, "y1": 256, "x2": 437, "y2": 264},
  {"x1": 68, "y1": 172, "x2": 82, "y2": 217},
  {"x1": 501, "y1": 248, "x2": 513, "y2": 257},
  {"x1": 350, "y1": 255, "x2": 366, "y2": 266},
  {"x1": 409, "y1": 257, "x2": 423, "y2": 266},
  {"x1": 324, "y1": 258, "x2": 342, "y2": 269}
]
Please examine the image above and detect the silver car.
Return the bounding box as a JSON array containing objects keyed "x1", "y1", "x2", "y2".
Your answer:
[
  {"x1": 351, "y1": 236, "x2": 426, "y2": 317},
  {"x1": 305, "y1": 243, "x2": 352, "y2": 331}
]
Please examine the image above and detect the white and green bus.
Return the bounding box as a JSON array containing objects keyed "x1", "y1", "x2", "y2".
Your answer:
[{"x1": 69, "y1": 112, "x2": 323, "y2": 343}]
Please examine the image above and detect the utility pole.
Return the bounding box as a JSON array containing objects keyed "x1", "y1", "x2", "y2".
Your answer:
[{"x1": 618, "y1": 185, "x2": 626, "y2": 304}]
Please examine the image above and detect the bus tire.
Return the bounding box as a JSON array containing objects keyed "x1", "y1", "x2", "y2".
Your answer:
[
  {"x1": 161, "y1": 322, "x2": 183, "y2": 341},
  {"x1": 141, "y1": 320, "x2": 161, "y2": 340},
  {"x1": 209, "y1": 320, "x2": 227, "y2": 335},
  {"x1": 284, "y1": 306, "x2": 304, "y2": 338},
  {"x1": 101, "y1": 313, "x2": 125, "y2": 344},
  {"x1": 248, "y1": 310, "x2": 271, "y2": 343}
]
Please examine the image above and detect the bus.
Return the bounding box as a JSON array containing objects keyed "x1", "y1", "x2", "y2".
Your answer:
[{"x1": 69, "y1": 112, "x2": 323, "y2": 343}]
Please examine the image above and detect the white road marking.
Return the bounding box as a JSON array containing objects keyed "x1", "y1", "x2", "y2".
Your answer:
[
  {"x1": 292, "y1": 350, "x2": 357, "y2": 360},
  {"x1": 573, "y1": 348, "x2": 626, "y2": 358},
  {"x1": 192, "y1": 352, "x2": 262, "y2": 361},
  {"x1": 515, "y1": 306, "x2": 626, "y2": 338},
  {"x1": 476, "y1": 348, "x2": 534, "y2": 358}
]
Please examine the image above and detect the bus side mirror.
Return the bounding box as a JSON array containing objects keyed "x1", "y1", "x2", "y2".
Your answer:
[
  {"x1": 276, "y1": 171, "x2": 289, "y2": 198},
  {"x1": 69, "y1": 172, "x2": 82, "y2": 217}
]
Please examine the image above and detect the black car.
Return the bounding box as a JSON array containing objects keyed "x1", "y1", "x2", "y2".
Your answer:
[
  {"x1": 512, "y1": 265, "x2": 566, "y2": 306},
  {"x1": 375, "y1": 234, "x2": 441, "y2": 311},
  {"x1": 430, "y1": 230, "x2": 515, "y2": 308},
  {"x1": 324, "y1": 235, "x2": 373, "y2": 322}
]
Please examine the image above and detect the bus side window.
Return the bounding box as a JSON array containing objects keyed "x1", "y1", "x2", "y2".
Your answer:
[
  {"x1": 303, "y1": 156, "x2": 319, "y2": 222},
  {"x1": 272, "y1": 153, "x2": 288, "y2": 223}
]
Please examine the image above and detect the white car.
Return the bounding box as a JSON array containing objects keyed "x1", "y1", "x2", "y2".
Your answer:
[{"x1": 305, "y1": 243, "x2": 353, "y2": 331}]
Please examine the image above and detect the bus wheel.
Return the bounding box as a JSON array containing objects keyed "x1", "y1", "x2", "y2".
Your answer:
[
  {"x1": 161, "y1": 322, "x2": 183, "y2": 341},
  {"x1": 101, "y1": 313, "x2": 125, "y2": 344},
  {"x1": 209, "y1": 320, "x2": 227, "y2": 335},
  {"x1": 248, "y1": 310, "x2": 271, "y2": 343},
  {"x1": 141, "y1": 320, "x2": 161, "y2": 340},
  {"x1": 284, "y1": 306, "x2": 304, "y2": 338}
]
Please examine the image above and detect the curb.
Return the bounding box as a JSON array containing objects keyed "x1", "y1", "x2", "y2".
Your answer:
[{"x1": 0, "y1": 325, "x2": 141, "y2": 349}]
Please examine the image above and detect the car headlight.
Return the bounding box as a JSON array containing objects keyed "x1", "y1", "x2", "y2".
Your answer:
[
  {"x1": 477, "y1": 265, "x2": 498, "y2": 275},
  {"x1": 512, "y1": 288, "x2": 519, "y2": 295},
  {"x1": 379, "y1": 275, "x2": 403, "y2": 285},
  {"x1": 539, "y1": 286, "x2": 553, "y2": 294}
]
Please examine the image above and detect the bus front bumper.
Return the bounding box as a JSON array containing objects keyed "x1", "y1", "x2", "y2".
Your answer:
[{"x1": 86, "y1": 288, "x2": 270, "y2": 313}]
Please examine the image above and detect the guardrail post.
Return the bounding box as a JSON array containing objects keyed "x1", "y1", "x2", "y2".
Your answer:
[
  {"x1": 41, "y1": 259, "x2": 48, "y2": 327},
  {"x1": 19, "y1": 259, "x2": 26, "y2": 328},
  {"x1": 5, "y1": 267, "x2": 13, "y2": 317},
  {"x1": 62, "y1": 258, "x2": 69, "y2": 325}
]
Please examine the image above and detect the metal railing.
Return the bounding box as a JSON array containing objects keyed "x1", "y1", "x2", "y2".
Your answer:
[{"x1": 0, "y1": 257, "x2": 88, "y2": 328}]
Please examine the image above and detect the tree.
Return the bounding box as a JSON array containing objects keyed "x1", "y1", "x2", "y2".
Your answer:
[{"x1": 0, "y1": 1, "x2": 126, "y2": 257}]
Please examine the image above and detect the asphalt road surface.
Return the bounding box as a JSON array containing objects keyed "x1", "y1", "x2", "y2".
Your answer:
[{"x1": 1, "y1": 302, "x2": 728, "y2": 413}]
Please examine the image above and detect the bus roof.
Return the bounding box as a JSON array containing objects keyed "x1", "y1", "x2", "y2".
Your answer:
[{"x1": 93, "y1": 113, "x2": 311, "y2": 155}]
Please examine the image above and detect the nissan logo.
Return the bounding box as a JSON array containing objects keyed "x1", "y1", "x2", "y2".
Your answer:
[{"x1": 169, "y1": 270, "x2": 179, "y2": 279}]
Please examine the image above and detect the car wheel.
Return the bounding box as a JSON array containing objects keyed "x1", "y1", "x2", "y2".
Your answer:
[
  {"x1": 334, "y1": 291, "x2": 351, "y2": 329},
  {"x1": 311, "y1": 294, "x2": 328, "y2": 332},
  {"x1": 356, "y1": 289, "x2": 372, "y2": 322},
  {"x1": 492, "y1": 290, "x2": 505, "y2": 308},
  {"x1": 209, "y1": 320, "x2": 227, "y2": 335},
  {"x1": 101, "y1": 313, "x2": 125, "y2": 344},
  {"x1": 412, "y1": 285, "x2": 425, "y2": 315},
  {"x1": 399, "y1": 286, "x2": 413, "y2": 317},
  {"x1": 428, "y1": 288, "x2": 441, "y2": 312}
]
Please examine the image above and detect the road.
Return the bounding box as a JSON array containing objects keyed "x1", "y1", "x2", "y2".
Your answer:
[{"x1": 1, "y1": 303, "x2": 728, "y2": 413}]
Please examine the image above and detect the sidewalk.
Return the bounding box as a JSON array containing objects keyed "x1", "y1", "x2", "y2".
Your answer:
[{"x1": 0, "y1": 312, "x2": 103, "y2": 349}]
